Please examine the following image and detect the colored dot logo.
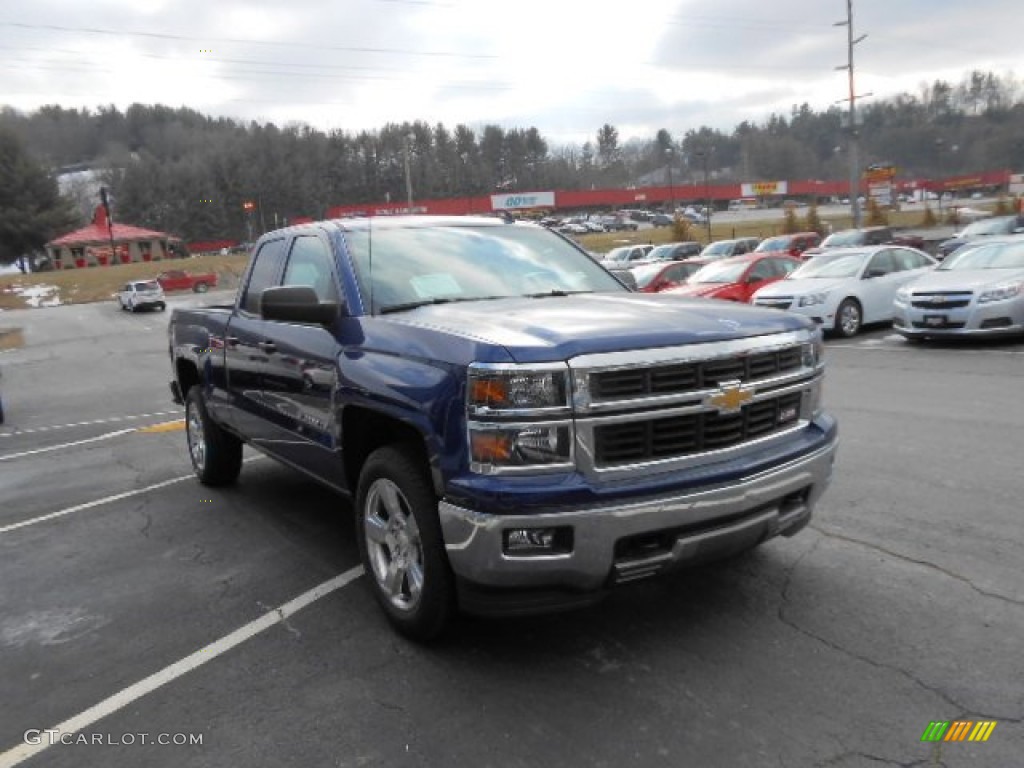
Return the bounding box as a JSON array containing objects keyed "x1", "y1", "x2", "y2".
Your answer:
[
  {"x1": 199, "y1": 49, "x2": 213, "y2": 53},
  {"x1": 199, "y1": 198, "x2": 213, "y2": 203}
]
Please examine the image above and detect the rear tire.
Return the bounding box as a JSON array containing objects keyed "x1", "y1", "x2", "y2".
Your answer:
[
  {"x1": 185, "y1": 386, "x2": 242, "y2": 486},
  {"x1": 355, "y1": 444, "x2": 454, "y2": 641},
  {"x1": 194, "y1": 282, "x2": 209, "y2": 293}
]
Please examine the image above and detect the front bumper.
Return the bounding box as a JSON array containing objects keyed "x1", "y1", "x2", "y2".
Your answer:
[
  {"x1": 439, "y1": 435, "x2": 837, "y2": 609},
  {"x1": 893, "y1": 300, "x2": 1024, "y2": 337}
]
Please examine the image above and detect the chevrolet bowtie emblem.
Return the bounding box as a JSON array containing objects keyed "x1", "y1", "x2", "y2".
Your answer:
[
  {"x1": 931, "y1": 295, "x2": 946, "y2": 303},
  {"x1": 705, "y1": 381, "x2": 754, "y2": 414}
]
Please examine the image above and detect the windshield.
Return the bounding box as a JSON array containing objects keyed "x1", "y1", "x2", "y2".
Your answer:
[
  {"x1": 134, "y1": 281, "x2": 160, "y2": 291},
  {"x1": 938, "y1": 241, "x2": 1024, "y2": 270},
  {"x1": 690, "y1": 260, "x2": 748, "y2": 284},
  {"x1": 754, "y1": 237, "x2": 789, "y2": 252},
  {"x1": 789, "y1": 251, "x2": 868, "y2": 279},
  {"x1": 820, "y1": 230, "x2": 866, "y2": 247},
  {"x1": 603, "y1": 246, "x2": 632, "y2": 263},
  {"x1": 960, "y1": 218, "x2": 1012, "y2": 236},
  {"x1": 648, "y1": 245, "x2": 678, "y2": 260},
  {"x1": 701, "y1": 241, "x2": 733, "y2": 256},
  {"x1": 343, "y1": 223, "x2": 625, "y2": 313}
]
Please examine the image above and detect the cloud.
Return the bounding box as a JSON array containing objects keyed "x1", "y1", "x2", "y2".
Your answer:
[{"x1": 1, "y1": 0, "x2": 1019, "y2": 146}]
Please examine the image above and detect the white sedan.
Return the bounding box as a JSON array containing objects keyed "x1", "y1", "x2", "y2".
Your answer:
[
  {"x1": 893, "y1": 238, "x2": 1024, "y2": 339},
  {"x1": 751, "y1": 246, "x2": 938, "y2": 337}
]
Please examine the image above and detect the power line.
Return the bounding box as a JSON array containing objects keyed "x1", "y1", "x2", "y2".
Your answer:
[{"x1": 0, "y1": 21, "x2": 495, "y2": 59}]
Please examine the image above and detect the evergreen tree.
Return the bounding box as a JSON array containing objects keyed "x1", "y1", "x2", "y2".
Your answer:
[{"x1": 0, "y1": 126, "x2": 78, "y2": 268}]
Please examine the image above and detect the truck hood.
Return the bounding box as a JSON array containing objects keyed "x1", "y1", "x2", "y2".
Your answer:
[
  {"x1": 383, "y1": 293, "x2": 811, "y2": 363},
  {"x1": 903, "y1": 268, "x2": 1024, "y2": 293}
]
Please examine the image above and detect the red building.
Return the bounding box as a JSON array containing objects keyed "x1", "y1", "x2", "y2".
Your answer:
[{"x1": 46, "y1": 206, "x2": 184, "y2": 269}]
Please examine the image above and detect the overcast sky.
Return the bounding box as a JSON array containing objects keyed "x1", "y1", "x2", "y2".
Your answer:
[{"x1": 1, "y1": 0, "x2": 1019, "y2": 146}]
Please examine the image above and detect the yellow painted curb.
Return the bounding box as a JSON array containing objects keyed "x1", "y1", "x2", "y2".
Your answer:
[{"x1": 137, "y1": 419, "x2": 186, "y2": 433}]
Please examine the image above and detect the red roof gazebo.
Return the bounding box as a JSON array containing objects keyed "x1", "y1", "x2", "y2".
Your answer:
[{"x1": 46, "y1": 206, "x2": 183, "y2": 268}]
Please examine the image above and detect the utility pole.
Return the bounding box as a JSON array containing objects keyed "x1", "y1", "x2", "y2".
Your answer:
[
  {"x1": 404, "y1": 133, "x2": 415, "y2": 212},
  {"x1": 835, "y1": 0, "x2": 868, "y2": 227}
]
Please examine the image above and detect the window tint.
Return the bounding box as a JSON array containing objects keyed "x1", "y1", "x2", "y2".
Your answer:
[
  {"x1": 892, "y1": 248, "x2": 931, "y2": 271},
  {"x1": 748, "y1": 260, "x2": 776, "y2": 281},
  {"x1": 865, "y1": 250, "x2": 896, "y2": 276},
  {"x1": 242, "y1": 238, "x2": 286, "y2": 314},
  {"x1": 773, "y1": 258, "x2": 799, "y2": 276},
  {"x1": 282, "y1": 236, "x2": 339, "y2": 303}
]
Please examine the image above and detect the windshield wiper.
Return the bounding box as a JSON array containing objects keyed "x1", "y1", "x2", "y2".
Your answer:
[
  {"x1": 524, "y1": 289, "x2": 593, "y2": 298},
  {"x1": 379, "y1": 296, "x2": 505, "y2": 314}
]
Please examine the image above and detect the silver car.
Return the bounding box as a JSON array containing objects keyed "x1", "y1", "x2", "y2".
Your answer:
[
  {"x1": 118, "y1": 280, "x2": 167, "y2": 312},
  {"x1": 893, "y1": 238, "x2": 1024, "y2": 339}
]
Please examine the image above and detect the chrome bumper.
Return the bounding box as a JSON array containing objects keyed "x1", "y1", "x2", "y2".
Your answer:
[{"x1": 439, "y1": 438, "x2": 837, "y2": 592}]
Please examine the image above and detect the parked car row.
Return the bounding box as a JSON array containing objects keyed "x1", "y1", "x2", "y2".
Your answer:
[{"x1": 603, "y1": 231, "x2": 1024, "y2": 342}]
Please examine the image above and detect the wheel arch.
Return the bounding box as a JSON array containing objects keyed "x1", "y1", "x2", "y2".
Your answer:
[{"x1": 342, "y1": 407, "x2": 440, "y2": 498}]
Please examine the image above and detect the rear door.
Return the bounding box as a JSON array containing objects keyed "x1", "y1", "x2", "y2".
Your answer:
[{"x1": 256, "y1": 233, "x2": 346, "y2": 489}]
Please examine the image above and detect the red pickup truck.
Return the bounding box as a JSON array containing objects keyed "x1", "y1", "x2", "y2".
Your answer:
[{"x1": 156, "y1": 269, "x2": 218, "y2": 293}]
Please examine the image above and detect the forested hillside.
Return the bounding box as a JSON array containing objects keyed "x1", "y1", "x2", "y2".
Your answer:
[{"x1": 1, "y1": 70, "x2": 1021, "y2": 243}]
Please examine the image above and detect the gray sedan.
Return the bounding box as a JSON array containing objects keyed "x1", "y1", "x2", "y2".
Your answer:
[{"x1": 893, "y1": 238, "x2": 1024, "y2": 339}]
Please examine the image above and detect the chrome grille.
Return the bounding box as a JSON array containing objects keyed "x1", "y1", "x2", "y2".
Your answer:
[
  {"x1": 594, "y1": 392, "x2": 803, "y2": 465},
  {"x1": 591, "y1": 347, "x2": 801, "y2": 401},
  {"x1": 911, "y1": 292, "x2": 972, "y2": 310}
]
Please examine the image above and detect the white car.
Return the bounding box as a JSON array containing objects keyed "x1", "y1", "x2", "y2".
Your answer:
[
  {"x1": 893, "y1": 238, "x2": 1024, "y2": 339},
  {"x1": 751, "y1": 246, "x2": 937, "y2": 337},
  {"x1": 118, "y1": 280, "x2": 167, "y2": 312}
]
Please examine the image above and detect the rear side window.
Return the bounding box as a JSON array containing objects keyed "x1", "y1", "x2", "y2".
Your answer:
[
  {"x1": 282, "y1": 236, "x2": 340, "y2": 303},
  {"x1": 242, "y1": 238, "x2": 287, "y2": 314}
]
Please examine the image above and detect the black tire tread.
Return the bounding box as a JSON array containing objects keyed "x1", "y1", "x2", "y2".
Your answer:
[
  {"x1": 355, "y1": 443, "x2": 454, "y2": 642},
  {"x1": 185, "y1": 386, "x2": 242, "y2": 486}
]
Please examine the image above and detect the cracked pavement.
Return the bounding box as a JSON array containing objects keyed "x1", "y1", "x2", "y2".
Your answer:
[{"x1": 0, "y1": 302, "x2": 1021, "y2": 767}]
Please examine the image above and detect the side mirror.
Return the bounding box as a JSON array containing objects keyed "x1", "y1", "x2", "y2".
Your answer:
[
  {"x1": 863, "y1": 268, "x2": 886, "y2": 279},
  {"x1": 261, "y1": 285, "x2": 340, "y2": 325}
]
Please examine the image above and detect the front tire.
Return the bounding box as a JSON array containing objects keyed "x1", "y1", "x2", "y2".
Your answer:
[
  {"x1": 355, "y1": 444, "x2": 454, "y2": 641},
  {"x1": 185, "y1": 386, "x2": 242, "y2": 486},
  {"x1": 194, "y1": 282, "x2": 209, "y2": 293},
  {"x1": 834, "y1": 298, "x2": 862, "y2": 338}
]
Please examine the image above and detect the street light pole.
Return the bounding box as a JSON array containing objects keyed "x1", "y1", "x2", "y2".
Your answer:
[
  {"x1": 699, "y1": 149, "x2": 712, "y2": 241},
  {"x1": 403, "y1": 132, "x2": 415, "y2": 212},
  {"x1": 665, "y1": 148, "x2": 675, "y2": 213}
]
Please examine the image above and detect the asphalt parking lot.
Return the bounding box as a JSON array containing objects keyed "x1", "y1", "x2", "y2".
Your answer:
[{"x1": 0, "y1": 296, "x2": 1021, "y2": 767}]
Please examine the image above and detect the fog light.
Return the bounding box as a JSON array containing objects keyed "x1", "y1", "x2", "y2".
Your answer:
[{"x1": 503, "y1": 527, "x2": 572, "y2": 556}]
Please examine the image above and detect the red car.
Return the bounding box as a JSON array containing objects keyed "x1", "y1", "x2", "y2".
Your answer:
[
  {"x1": 156, "y1": 269, "x2": 218, "y2": 293},
  {"x1": 662, "y1": 253, "x2": 800, "y2": 303},
  {"x1": 753, "y1": 231, "x2": 822, "y2": 260},
  {"x1": 630, "y1": 260, "x2": 707, "y2": 293}
]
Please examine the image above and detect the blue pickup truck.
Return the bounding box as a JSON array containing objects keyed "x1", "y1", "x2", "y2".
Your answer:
[{"x1": 169, "y1": 216, "x2": 837, "y2": 639}]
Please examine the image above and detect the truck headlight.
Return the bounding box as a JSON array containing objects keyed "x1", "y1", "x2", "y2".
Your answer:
[
  {"x1": 468, "y1": 364, "x2": 569, "y2": 414},
  {"x1": 798, "y1": 292, "x2": 829, "y2": 307},
  {"x1": 978, "y1": 281, "x2": 1023, "y2": 303},
  {"x1": 469, "y1": 424, "x2": 572, "y2": 473},
  {"x1": 802, "y1": 332, "x2": 824, "y2": 368}
]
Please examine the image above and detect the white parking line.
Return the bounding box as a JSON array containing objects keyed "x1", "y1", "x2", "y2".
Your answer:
[
  {"x1": 0, "y1": 429, "x2": 136, "y2": 462},
  {"x1": 0, "y1": 565, "x2": 364, "y2": 768},
  {"x1": 0, "y1": 457, "x2": 264, "y2": 534},
  {"x1": 0, "y1": 411, "x2": 182, "y2": 438}
]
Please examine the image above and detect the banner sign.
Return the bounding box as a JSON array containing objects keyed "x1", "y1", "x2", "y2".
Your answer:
[
  {"x1": 741, "y1": 181, "x2": 787, "y2": 197},
  {"x1": 490, "y1": 191, "x2": 556, "y2": 210},
  {"x1": 864, "y1": 163, "x2": 897, "y2": 183}
]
